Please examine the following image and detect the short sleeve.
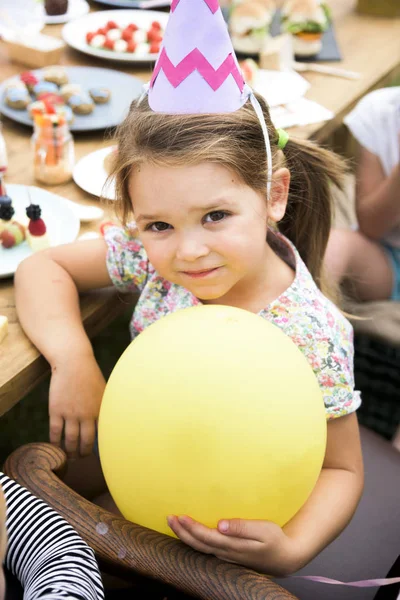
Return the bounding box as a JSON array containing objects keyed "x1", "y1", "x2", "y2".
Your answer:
[
  {"x1": 307, "y1": 317, "x2": 361, "y2": 420},
  {"x1": 344, "y1": 87, "x2": 400, "y2": 175},
  {"x1": 104, "y1": 226, "x2": 153, "y2": 293}
]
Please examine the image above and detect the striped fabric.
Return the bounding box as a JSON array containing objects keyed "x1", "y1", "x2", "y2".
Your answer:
[{"x1": 0, "y1": 472, "x2": 104, "y2": 599}]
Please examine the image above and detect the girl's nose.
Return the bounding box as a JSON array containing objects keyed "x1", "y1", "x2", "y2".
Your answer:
[{"x1": 175, "y1": 234, "x2": 209, "y2": 262}]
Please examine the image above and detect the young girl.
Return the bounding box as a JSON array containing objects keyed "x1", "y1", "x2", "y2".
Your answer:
[
  {"x1": 324, "y1": 86, "x2": 400, "y2": 301},
  {"x1": 14, "y1": 0, "x2": 363, "y2": 578},
  {"x1": 14, "y1": 89, "x2": 363, "y2": 576},
  {"x1": 0, "y1": 472, "x2": 104, "y2": 599}
]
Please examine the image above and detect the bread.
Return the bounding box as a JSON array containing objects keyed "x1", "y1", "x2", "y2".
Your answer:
[
  {"x1": 282, "y1": 0, "x2": 328, "y2": 57},
  {"x1": 230, "y1": 0, "x2": 276, "y2": 54},
  {"x1": 282, "y1": 0, "x2": 327, "y2": 25}
]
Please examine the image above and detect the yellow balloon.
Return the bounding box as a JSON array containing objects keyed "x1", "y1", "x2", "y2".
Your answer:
[{"x1": 99, "y1": 305, "x2": 327, "y2": 536}]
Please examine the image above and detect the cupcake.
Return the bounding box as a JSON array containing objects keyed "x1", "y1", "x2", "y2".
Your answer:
[{"x1": 44, "y1": 0, "x2": 69, "y2": 16}]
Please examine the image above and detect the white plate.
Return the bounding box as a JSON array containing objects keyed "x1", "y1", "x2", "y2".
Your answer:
[
  {"x1": 73, "y1": 146, "x2": 116, "y2": 200},
  {"x1": 252, "y1": 69, "x2": 310, "y2": 108},
  {"x1": 0, "y1": 185, "x2": 80, "y2": 279},
  {"x1": 62, "y1": 9, "x2": 168, "y2": 63},
  {"x1": 44, "y1": 0, "x2": 90, "y2": 25}
]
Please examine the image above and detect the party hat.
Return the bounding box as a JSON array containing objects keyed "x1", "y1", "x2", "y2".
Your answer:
[{"x1": 148, "y1": 0, "x2": 247, "y2": 114}]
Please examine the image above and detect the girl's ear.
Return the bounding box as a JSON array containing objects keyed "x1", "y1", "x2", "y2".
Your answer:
[{"x1": 268, "y1": 167, "x2": 290, "y2": 224}]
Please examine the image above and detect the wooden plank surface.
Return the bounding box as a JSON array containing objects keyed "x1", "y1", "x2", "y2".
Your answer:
[{"x1": 1, "y1": 0, "x2": 400, "y2": 415}]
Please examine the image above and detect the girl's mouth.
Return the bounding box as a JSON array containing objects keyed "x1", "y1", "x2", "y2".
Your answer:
[{"x1": 181, "y1": 267, "x2": 221, "y2": 279}]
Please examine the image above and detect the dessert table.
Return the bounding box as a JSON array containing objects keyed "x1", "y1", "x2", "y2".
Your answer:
[{"x1": 1, "y1": 0, "x2": 400, "y2": 415}]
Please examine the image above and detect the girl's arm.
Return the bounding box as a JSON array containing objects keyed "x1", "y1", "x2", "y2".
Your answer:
[
  {"x1": 356, "y1": 146, "x2": 400, "y2": 240},
  {"x1": 15, "y1": 238, "x2": 112, "y2": 364},
  {"x1": 14, "y1": 239, "x2": 113, "y2": 457},
  {"x1": 168, "y1": 412, "x2": 364, "y2": 576}
]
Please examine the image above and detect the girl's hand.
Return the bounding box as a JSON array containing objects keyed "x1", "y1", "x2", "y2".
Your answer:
[
  {"x1": 167, "y1": 515, "x2": 301, "y2": 576},
  {"x1": 49, "y1": 352, "x2": 106, "y2": 458}
]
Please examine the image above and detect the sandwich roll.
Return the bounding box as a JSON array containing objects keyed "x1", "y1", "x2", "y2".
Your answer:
[{"x1": 230, "y1": 0, "x2": 276, "y2": 54}]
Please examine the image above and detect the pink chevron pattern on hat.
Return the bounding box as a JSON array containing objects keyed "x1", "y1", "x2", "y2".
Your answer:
[
  {"x1": 171, "y1": 0, "x2": 219, "y2": 13},
  {"x1": 148, "y1": 0, "x2": 247, "y2": 114},
  {"x1": 150, "y1": 48, "x2": 244, "y2": 92}
]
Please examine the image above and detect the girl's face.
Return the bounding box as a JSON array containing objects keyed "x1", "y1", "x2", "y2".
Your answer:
[
  {"x1": 0, "y1": 490, "x2": 6, "y2": 600},
  {"x1": 129, "y1": 162, "x2": 289, "y2": 307}
]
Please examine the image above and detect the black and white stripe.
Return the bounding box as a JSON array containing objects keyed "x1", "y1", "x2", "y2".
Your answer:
[{"x1": 0, "y1": 472, "x2": 104, "y2": 599}]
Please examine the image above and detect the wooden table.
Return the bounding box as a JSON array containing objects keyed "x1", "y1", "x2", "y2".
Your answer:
[{"x1": 1, "y1": 0, "x2": 400, "y2": 416}]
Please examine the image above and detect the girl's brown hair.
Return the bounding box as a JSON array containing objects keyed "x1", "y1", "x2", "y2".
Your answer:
[{"x1": 110, "y1": 93, "x2": 347, "y2": 299}]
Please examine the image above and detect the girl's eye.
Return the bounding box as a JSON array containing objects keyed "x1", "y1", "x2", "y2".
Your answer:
[
  {"x1": 204, "y1": 210, "x2": 229, "y2": 224},
  {"x1": 147, "y1": 222, "x2": 171, "y2": 232}
]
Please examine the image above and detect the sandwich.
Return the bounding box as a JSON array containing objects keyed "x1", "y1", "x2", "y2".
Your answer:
[
  {"x1": 229, "y1": 0, "x2": 276, "y2": 55},
  {"x1": 282, "y1": 0, "x2": 330, "y2": 57}
]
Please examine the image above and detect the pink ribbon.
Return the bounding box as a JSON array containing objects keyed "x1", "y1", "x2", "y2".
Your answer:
[{"x1": 290, "y1": 575, "x2": 400, "y2": 588}]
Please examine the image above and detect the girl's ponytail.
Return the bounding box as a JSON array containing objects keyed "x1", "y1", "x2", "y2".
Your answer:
[{"x1": 277, "y1": 137, "x2": 349, "y2": 298}]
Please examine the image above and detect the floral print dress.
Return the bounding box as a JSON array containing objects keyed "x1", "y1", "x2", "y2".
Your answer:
[{"x1": 105, "y1": 226, "x2": 361, "y2": 419}]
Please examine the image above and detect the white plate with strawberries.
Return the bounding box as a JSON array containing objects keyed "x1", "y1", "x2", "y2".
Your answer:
[
  {"x1": 62, "y1": 9, "x2": 168, "y2": 63},
  {"x1": 0, "y1": 185, "x2": 80, "y2": 279}
]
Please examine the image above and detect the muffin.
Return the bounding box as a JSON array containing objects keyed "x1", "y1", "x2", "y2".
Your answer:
[{"x1": 44, "y1": 0, "x2": 69, "y2": 16}]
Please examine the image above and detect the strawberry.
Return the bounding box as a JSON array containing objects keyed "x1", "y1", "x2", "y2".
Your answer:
[
  {"x1": 127, "y1": 39, "x2": 137, "y2": 53},
  {"x1": 28, "y1": 219, "x2": 46, "y2": 236},
  {"x1": 127, "y1": 23, "x2": 139, "y2": 32},
  {"x1": 20, "y1": 71, "x2": 39, "y2": 88},
  {"x1": 42, "y1": 99, "x2": 56, "y2": 114},
  {"x1": 97, "y1": 27, "x2": 107, "y2": 36},
  {"x1": 104, "y1": 38, "x2": 115, "y2": 50},
  {"x1": 147, "y1": 28, "x2": 163, "y2": 43},
  {"x1": 86, "y1": 31, "x2": 95, "y2": 43},
  {"x1": 106, "y1": 20, "x2": 118, "y2": 30},
  {"x1": 37, "y1": 92, "x2": 64, "y2": 105},
  {"x1": 121, "y1": 28, "x2": 133, "y2": 42},
  {"x1": 149, "y1": 42, "x2": 161, "y2": 54},
  {"x1": 151, "y1": 21, "x2": 161, "y2": 30}
]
